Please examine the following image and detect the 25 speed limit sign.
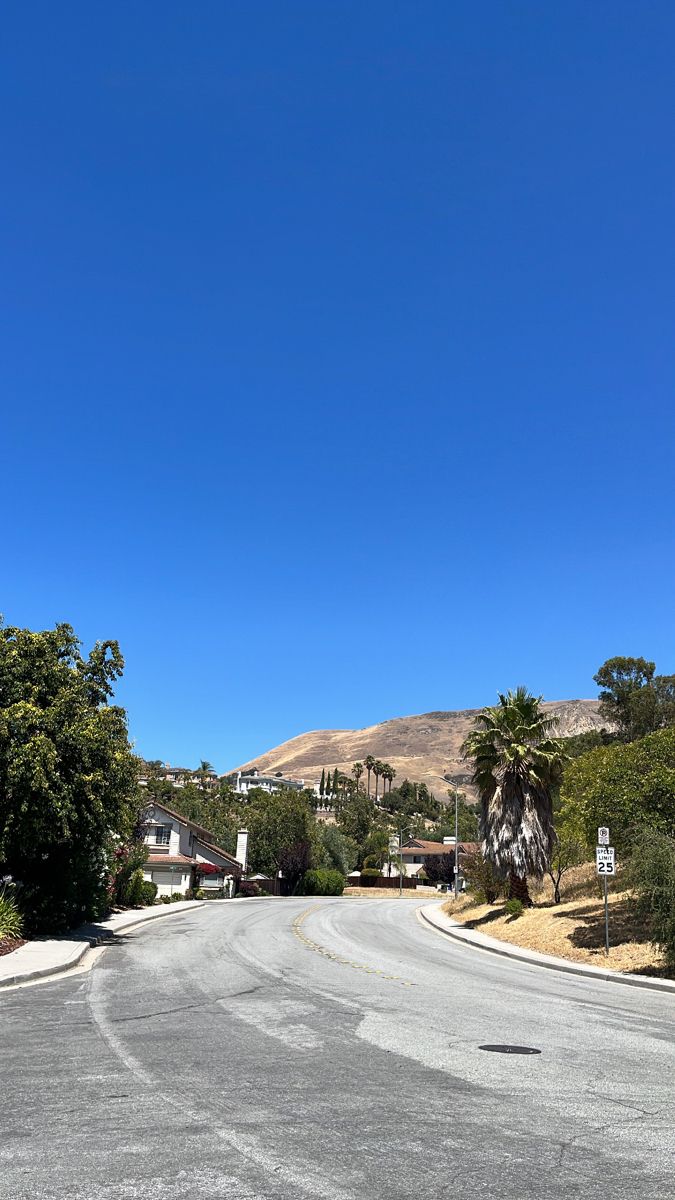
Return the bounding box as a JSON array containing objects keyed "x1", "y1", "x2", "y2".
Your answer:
[{"x1": 596, "y1": 846, "x2": 616, "y2": 875}]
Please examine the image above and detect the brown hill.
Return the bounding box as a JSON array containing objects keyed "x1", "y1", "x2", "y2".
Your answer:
[{"x1": 231, "y1": 700, "x2": 607, "y2": 801}]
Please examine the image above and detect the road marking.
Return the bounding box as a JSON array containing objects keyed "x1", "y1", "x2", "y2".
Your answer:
[{"x1": 292, "y1": 907, "x2": 415, "y2": 987}]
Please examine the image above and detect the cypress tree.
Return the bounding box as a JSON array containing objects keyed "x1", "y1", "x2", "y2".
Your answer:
[
  {"x1": 332, "y1": 768, "x2": 338, "y2": 796},
  {"x1": 320, "y1": 768, "x2": 326, "y2": 797}
]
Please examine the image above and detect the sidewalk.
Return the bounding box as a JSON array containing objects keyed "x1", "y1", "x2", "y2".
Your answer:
[
  {"x1": 420, "y1": 903, "x2": 675, "y2": 995},
  {"x1": 0, "y1": 900, "x2": 205, "y2": 988}
]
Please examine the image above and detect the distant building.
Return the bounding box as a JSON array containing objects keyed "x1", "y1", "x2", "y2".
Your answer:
[
  {"x1": 233, "y1": 768, "x2": 305, "y2": 797},
  {"x1": 138, "y1": 763, "x2": 219, "y2": 791},
  {"x1": 395, "y1": 837, "x2": 480, "y2": 878}
]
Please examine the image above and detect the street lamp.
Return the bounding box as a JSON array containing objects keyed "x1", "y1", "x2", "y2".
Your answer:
[{"x1": 431, "y1": 773, "x2": 460, "y2": 902}]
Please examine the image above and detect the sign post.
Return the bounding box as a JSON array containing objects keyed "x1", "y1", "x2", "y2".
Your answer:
[{"x1": 595, "y1": 839, "x2": 616, "y2": 955}]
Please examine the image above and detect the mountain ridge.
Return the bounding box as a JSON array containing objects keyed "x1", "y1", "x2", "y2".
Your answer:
[{"x1": 230, "y1": 699, "x2": 607, "y2": 799}]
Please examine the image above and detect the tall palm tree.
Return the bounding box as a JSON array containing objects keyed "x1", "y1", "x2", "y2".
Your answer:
[
  {"x1": 461, "y1": 687, "x2": 566, "y2": 905},
  {"x1": 352, "y1": 761, "x2": 364, "y2": 792},
  {"x1": 387, "y1": 766, "x2": 397, "y2": 793},
  {"x1": 373, "y1": 760, "x2": 385, "y2": 803},
  {"x1": 364, "y1": 755, "x2": 375, "y2": 798}
]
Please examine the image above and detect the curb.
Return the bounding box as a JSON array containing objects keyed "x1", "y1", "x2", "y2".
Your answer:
[
  {"x1": 419, "y1": 904, "x2": 675, "y2": 995},
  {"x1": 0, "y1": 901, "x2": 206, "y2": 989}
]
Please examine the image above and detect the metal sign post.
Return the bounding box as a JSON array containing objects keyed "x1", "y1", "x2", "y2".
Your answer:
[{"x1": 595, "y1": 842, "x2": 616, "y2": 955}]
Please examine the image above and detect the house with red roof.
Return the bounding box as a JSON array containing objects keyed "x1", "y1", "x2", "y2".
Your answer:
[{"x1": 142, "y1": 799, "x2": 245, "y2": 897}]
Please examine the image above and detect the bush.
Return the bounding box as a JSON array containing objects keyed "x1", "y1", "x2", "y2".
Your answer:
[
  {"x1": 160, "y1": 894, "x2": 172, "y2": 904},
  {"x1": 302, "y1": 869, "x2": 345, "y2": 896},
  {"x1": 139, "y1": 880, "x2": 158, "y2": 906},
  {"x1": 504, "y1": 898, "x2": 524, "y2": 919},
  {"x1": 0, "y1": 884, "x2": 23, "y2": 940},
  {"x1": 462, "y1": 850, "x2": 502, "y2": 904},
  {"x1": 123, "y1": 869, "x2": 146, "y2": 907},
  {"x1": 359, "y1": 868, "x2": 381, "y2": 878},
  {"x1": 626, "y1": 826, "x2": 675, "y2": 967},
  {"x1": 238, "y1": 881, "x2": 262, "y2": 898}
]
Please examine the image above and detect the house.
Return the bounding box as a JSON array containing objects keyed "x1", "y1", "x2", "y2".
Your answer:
[
  {"x1": 142, "y1": 800, "x2": 244, "y2": 896},
  {"x1": 233, "y1": 769, "x2": 305, "y2": 797},
  {"x1": 397, "y1": 837, "x2": 480, "y2": 878},
  {"x1": 139, "y1": 763, "x2": 219, "y2": 791}
]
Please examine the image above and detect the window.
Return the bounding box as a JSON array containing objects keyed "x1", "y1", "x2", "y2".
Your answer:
[{"x1": 153, "y1": 825, "x2": 171, "y2": 846}]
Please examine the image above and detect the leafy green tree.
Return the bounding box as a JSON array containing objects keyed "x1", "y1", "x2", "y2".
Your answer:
[
  {"x1": 172, "y1": 781, "x2": 204, "y2": 823},
  {"x1": 0, "y1": 623, "x2": 139, "y2": 933},
  {"x1": 426, "y1": 796, "x2": 480, "y2": 843},
  {"x1": 563, "y1": 730, "x2": 614, "y2": 758},
  {"x1": 337, "y1": 791, "x2": 376, "y2": 849},
  {"x1": 246, "y1": 789, "x2": 321, "y2": 882},
  {"x1": 560, "y1": 726, "x2": 675, "y2": 853},
  {"x1": 461, "y1": 687, "x2": 566, "y2": 904},
  {"x1": 423, "y1": 851, "x2": 456, "y2": 886},
  {"x1": 592, "y1": 656, "x2": 675, "y2": 741},
  {"x1": 546, "y1": 831, "x2": 585, "y2": 904},
  {"x1": 626, "y1": 826, "x2": 675, "y2": 968},
  {"x1": 320, "y1": 826, "x2": 358, "y2": 875}
]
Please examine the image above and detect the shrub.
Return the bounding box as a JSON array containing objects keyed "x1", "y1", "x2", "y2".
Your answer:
[
  {"x1": 462, "y1": 850, "x2": 502, "y2": 904},
  {"x1": 359, "y1": 868, "x2": 381, "y2": 878},
  {"x1": 139, "y1": 880, "x2": 158, "y2": 907},
  {"x1": 0, "y1": 884, "x2": 23, "y2": 940},
  {"x1": 160, "y1": 895, "x2": 172, "y2": 904},
  {"x1": 238, "y1": 881, "x2": 262, "y2": 898},
  {"x1": 123, "y1": 869, "x2": 145, "y2": 907},
  {"x1": 302, "y1": 868, "x2": 345, "y2": 896},
  {"x1": 626, "y1": 826, "x2": 675, "y2": 967},
  {"x1": 504, "y1": 898, "x2": 524, "y2": 919}
]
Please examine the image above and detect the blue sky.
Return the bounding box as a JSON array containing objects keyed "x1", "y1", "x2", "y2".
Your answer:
[{"x1": 2, "y1": 3, "x2": 674, "y2": 771}]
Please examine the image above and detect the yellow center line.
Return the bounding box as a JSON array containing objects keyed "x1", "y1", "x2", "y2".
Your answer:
[{"x1": 292, "y1": 906, "x2": 415, "y2": 987}]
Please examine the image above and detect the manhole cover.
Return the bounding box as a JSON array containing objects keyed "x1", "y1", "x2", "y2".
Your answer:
[{"x1": 479, "y1": 1044, "x2": 541, "y2": 1055}]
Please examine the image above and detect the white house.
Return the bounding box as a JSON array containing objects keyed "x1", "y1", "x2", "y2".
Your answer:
[
  {"x1": 142, "y1": 800, "x2": 244, "y2": 897},
  {"x1": 233, "y1": 769, "x2": 305, "y2": 797}
]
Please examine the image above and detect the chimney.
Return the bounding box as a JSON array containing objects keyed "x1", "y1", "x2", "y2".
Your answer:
[{"x1": 236, "y1": 829, "x2": 249, "y2": 871}]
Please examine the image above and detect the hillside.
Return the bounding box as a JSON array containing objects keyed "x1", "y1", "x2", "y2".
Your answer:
[{"x1": 231, "y1": 700, "x2": 607, "y2": 801}]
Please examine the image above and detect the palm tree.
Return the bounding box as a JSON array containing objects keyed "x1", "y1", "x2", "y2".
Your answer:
[
  {"x1": 388, "y1": 766, "x2": 397, "y2": 794},
  {"x1": 373, "y1": 760, "x2": 385, "y2": 803},
  {"x1": 196, "y1": 759, "x2": 214, "y2": 793},
  {"x1": 364, "y1": 755, "x2": 375, "y2": 798},
  {"x1": 461, "y1": 687, "x2": 566, "y2": 905},
  {"x1": 352, "y1": 762, "x2": 364, "y2": 792}
]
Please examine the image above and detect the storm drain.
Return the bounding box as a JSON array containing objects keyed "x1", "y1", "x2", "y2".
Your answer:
[{"x1": 478, "y1": 1044, "x2": 541, "y2": 1055}]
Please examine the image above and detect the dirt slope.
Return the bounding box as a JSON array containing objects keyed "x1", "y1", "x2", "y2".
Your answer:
[{"x1": 230, "y1": 700, "x2": 606, "y2": 799}]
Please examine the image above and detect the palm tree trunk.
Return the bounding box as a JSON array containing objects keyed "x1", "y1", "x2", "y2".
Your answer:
[
  {"x1": 374, "y1": 774, "x2": 379, "y2": 802},
  {"x1": 367, "y1": 769, "x2": 371, "y2": 797},
  {"x1": 508, "y1": 871, "x2": 531, "y2": 906}
]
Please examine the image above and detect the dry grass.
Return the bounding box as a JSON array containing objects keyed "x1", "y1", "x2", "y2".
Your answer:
[
  {"x1": 443, "y1": 865, "x2": 670, "y2": 978},
  {"x1": 344, "y1": 886, "x2": 438, "y2": 899}
]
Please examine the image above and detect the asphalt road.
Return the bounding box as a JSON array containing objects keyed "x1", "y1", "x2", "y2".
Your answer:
[{"x1": 1, "y1": 897, "x2": 673, "y2": 1200}]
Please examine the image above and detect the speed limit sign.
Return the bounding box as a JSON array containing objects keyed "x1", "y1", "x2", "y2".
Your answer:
[{"x1": 596, "y1": 846, "x2": 616, "y2": 875}]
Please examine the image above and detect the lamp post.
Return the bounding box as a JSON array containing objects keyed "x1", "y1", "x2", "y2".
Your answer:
[{"x1": 432, "y1": 773, "x2": 461, "y2": 902}]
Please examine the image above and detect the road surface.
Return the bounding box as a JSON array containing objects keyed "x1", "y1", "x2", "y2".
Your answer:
[{"x1": 1, "y1": 897, "x2": 673, "y2": 1199}]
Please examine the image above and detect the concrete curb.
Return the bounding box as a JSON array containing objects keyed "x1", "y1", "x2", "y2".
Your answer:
[
  {"x1": 419, "y1": 903, "x2": 675, "y2": 995},
  {"x1": 0, "y1": 901, "x2": 205, "y2": 988}
]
